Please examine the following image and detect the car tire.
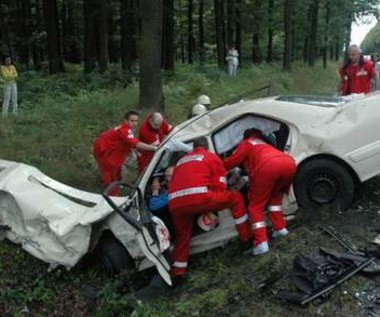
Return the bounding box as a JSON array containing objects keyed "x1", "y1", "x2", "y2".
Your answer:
[
  {"x1": 96, "y1": 231, "x2": 135, "y2": 275},
  {"x1": 294, "y1": 159, "x2": 355, "y2": 211}
]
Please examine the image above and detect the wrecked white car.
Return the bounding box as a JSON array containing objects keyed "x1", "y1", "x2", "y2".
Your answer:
[{"x1": 1, "y1": 93, "x2": 380, "y2": 285}]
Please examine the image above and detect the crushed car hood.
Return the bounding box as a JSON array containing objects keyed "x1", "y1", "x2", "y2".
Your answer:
[{"x1": 0, "y1": 159, "x2": 127, "y2": 269}]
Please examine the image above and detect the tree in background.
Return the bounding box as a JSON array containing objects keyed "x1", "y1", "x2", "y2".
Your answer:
[
  {"x1": 139, "y1": 0, "x2": 164, "y2": 110},
  {"x1": 43, "y1": 0, "x2": 65, "y2": 74},
  {"x1": 0, "y1": 0, "x2": 379, "y2": 81}
]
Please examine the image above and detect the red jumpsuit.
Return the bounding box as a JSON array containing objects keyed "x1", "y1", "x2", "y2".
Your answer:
[
  {"x1": 168, "y1": 147, "x2": 251, "y2": 277},
  {"x1": 224, "y1": 136, "x2": 296, "y2": 247},
  {"x1": 339, "y1": 61, "x2": 376, "y2": 95},
  {"x1": 137, "y1": 116, "x2": 172, "y2": 175},
  {"x1": 93, "y1": 122, "x2": 139, "y2": 195}
]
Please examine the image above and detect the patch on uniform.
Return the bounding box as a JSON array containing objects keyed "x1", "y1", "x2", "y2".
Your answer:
[
  {"x1": 127, "y1": 129, "x2": 135, "y2": 138},
  {"x1": 177, "y1": 155, "x2": 204, "y2": 166},
  {"x1": 357, "y1": 69, "x2": 368, "y2": 76},
  {"x1": 249, "y1": 139, "x2": 266, "y2": 146}
]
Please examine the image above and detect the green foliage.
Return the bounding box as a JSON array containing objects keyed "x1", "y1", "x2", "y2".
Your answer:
[{"x1": 361, "y1": 21, "x2": 380, "y2": 54}]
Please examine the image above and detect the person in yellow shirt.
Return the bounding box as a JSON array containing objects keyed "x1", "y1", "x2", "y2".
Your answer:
[{"x1": 1, "y1": 56, "x2": 18, "y2": 115}]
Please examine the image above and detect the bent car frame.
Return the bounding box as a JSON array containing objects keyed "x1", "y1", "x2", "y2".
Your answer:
[{"x1": 1, "y1": 92, "x2": 380, "y2": 284}]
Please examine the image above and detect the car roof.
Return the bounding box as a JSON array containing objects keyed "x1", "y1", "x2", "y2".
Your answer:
[{"x1": 166, "y1": 93, "x2": 378, "y2": 141}]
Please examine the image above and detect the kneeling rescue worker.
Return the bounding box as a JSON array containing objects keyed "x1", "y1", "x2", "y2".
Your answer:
[
  {"x1": 168, "y1": 136, "x2": 251, "y2": 280},
  {"x1": 224, "y1": 128, "x2": 297, "y2": 256}
]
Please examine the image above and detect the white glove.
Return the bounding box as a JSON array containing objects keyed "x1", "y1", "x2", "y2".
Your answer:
[{"x1": 163, "y1": 139, "x2": 193, "y2": 153}]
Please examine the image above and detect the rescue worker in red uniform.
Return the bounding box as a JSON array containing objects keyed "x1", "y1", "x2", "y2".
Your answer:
[
  {"x1": 93, "y1": 110, "x2": 157, "y2": 195},
  {"x1": 138, "y1": 112, "x2": 173, "y2": 175},
  {"x1": 224, "y1": 128, "x2": 297, "y2": 256},
  {"x1": 168, "y1": 136, "x2": 251, "y2": 278},
  {"x1": 339, "y1": 44, "x2": 379, "y2": 95}
]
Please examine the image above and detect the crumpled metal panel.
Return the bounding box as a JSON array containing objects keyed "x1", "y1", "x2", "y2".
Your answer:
[{"x1": 0, "y1": 159, "x2": 127, "y2": 269}]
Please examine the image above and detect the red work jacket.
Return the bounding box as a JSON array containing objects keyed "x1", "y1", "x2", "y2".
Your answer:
[
  {"x1": 339, "y1": 61, "x2": 376, "y2": 95},
  {"x1": 223, "y1": 137, "x2": 289, "y2": 178},
  {"x1": 137, "y1": 116, "x2": 172, "y2": 173},
  {"x1": 93, "y1": 122, "x2": 139, "y2": 169},
  {"x1": 169, "y1": 147, "x2": 227, "y2": 197}
]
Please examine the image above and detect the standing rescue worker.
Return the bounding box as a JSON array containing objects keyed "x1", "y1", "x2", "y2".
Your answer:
[
  {"x1": 224, "y1": 128, "x2": 296, "y2": 256},
  {"x1": 137, "y1": 112, "x2": 173, "y2": 174},
  {"x1": 339, "y1": 44, "x2": 379, "y2": 95},
  {"x1": 168, "y1": 136, "x2": 251, "y2": 278},
  {"x1": 189, "y1": 94, "x2": 211, "y2": 118},
  {"x1": 93, "y1": 110, "x2": 157, "y2": 195}
]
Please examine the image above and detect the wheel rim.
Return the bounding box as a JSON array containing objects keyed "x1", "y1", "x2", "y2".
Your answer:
[{"x1": 307, "y1": 174, "x2": 338, "y2": 204}]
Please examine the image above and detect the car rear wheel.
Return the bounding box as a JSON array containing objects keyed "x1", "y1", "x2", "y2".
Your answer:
[
  {"x1": 294, "y1": 159, "x2": 355, "y2": 211},
  {"x1": 96, "y1": 231, "x2": 135, "y2": 275}
]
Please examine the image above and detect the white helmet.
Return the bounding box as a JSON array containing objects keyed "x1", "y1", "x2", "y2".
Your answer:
[
  {"x1": 197, "y1": 94, "x2": 211, "y2": 106},
  {"x1": 191, "y1": 103, "x2": 207, "y2": 116}
]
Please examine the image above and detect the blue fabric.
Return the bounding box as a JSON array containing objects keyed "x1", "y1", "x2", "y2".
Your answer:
[{"x1": 148, "y1": 193, "x2": 169, "y2": 212}]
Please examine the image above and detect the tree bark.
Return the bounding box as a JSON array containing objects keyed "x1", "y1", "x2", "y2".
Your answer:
[
  {"x1": 266, "y1": 0, "x2": 274, "y2": 63},
  {"x1": 120, "y1": 0, "x2": 137, "y2": 71},
  {"x1": 108, "y1": 2, "x2": 119, "y2": 64},
  {"x1": 187, "y1": 0, "x2": 194, "y2": 64},
  {"x1": 322, "y1": 2, "x2": 329, "y2": 69},
  {"x1": 214, "y1": 0, "x2": 225, "y2": 69},
  {"x1": 235, "y1": 0, "x2": 242, "y2": 64},
  {"x1": 16, "y1": 0, "x2": 30, "y2": 68},
  {"x1": 283, "y1": 0, "x2": 293, "y2": 71},
  {"x1": 162, "y1": 0, "x2": 175, "y2": 70},
  {"x1": 139, "y1": 0, "x2": 164, "y2": 110},
  {"x1": 96, "y1": 0, "x2": 109, "y2": 72},
  {"x1": 252, "y1": 0, "x2": 261, "y2": 64},
  {"x1": 43, "y1": 0, "x2": 65, "y2": 73},
  {"x1": 199, "y1": 0, "x2": 205, "y2": 64},
  {"x1": 226, "y1": 0, "x2": 235, "y2": 47},
  {"x1": 307, "y1": 0, "x2": 319, "y2": 67},
  {"x1": 84, "y1": 0, "x2": 96, "y2": 73}
]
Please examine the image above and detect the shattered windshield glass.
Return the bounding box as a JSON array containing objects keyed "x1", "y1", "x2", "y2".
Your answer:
[{"x1": 276, "y1": 95, "x2": 347, "y2": 107}]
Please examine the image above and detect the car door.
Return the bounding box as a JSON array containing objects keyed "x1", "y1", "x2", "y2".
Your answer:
[{"x1": 102, "y1": 186, "x2": 173, "y2": 285}]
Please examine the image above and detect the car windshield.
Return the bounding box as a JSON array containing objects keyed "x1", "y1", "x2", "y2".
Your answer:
[{"x1": 276, "y1": 95, "x2": 347, "y2": 107}]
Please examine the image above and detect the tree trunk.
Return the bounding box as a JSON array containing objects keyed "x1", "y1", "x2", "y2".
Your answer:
[
  {"x1": 214, "y1": 0, "x2": 225, "y2": 69},
  {"x1": 335, "y1": 34, "x2": 340, "y2": 61},
  {"x1": 16, "y1": 0, "x2": 30, "y2": 68},
  {"x1": 97, "y1": 0, "x2": 109, "y2": 72},
  {"x1": 283, "y1": 0, "x2": 293, "y2": 71},
  {"x1": 43, "y1": 0, "x2": 65, "y2": 73},
  {"x1": 226, "y1": 0, "x2": 235, "y2": 47},
  {"x1": 84, "y1": 0, "x2": 96, "y2": 73},
  {"x1": 31, "y1": 0, "x2": 42, "y2": 69},
  {"x1": 266, "y1": 0, "x2": 274, "y2": 63},
  {"x1": 307, "y1": 0, "x2": 319, "y2": 67},
  {"x1": 303, "y1": 37, "x2": 309, "y2": 63},
  {"x1": 162, "y1": 0, "x2": 175, "y2": 70},
  {"x1": 322, "y1": 2, "x2": 329, "y2": 69},
  {"x1": 252, "y1": 0, "x2": 261, "y2": 64},
  {"x1": 187, "y1": 0, "x2": 194, "y2": 64},
  {"x1": 139, "y1": 0, "x2": 164, "y2": 110},
  {"x1": 108, "y1": 2, "x2": 119, "y2": 64},
  {"x1": 120, "y1": 0, "x2": 137, "y2": 71},
  {"x1": 235, "y1": 0, "x2": 242, "y2": 64},
  {"x1": 199, "y1": 0, "x2": 205, "y2": 64}
]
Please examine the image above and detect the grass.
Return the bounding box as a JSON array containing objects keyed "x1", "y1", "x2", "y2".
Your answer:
[{"x1": 0, "y1": 60, "x2": 354, "y2": 316}]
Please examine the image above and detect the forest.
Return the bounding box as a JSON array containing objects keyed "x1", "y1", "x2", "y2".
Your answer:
[{"x1": 1, "y1": 0, "x2": 379, "y2": 110}]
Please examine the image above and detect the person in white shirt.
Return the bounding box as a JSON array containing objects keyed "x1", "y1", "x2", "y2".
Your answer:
[{"x1": 226, "y1": 44, "x2": 239, "y2": 77}]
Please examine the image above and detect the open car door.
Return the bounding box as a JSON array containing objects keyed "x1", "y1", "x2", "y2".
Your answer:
[{"x1": 102, "y1": 182, "x2": 172, "y2": 285}]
